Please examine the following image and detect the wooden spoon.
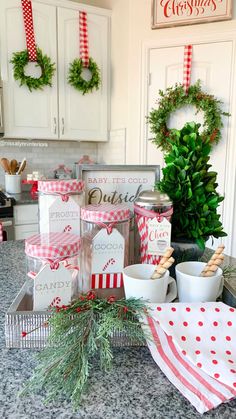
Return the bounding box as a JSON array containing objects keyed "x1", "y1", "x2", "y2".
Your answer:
[
  {"x1": 17, "y1": 158, "x2": 27, "y2": 175},
  {"x1": 0, "y1": 158, "x2": 11, "y2": 174},
  {"x1": 10, "y1": 159, "x2": 18, "y2": 175}
]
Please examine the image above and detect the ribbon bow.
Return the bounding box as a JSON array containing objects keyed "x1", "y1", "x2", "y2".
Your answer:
[
  {"x1": 96, "y1": 221, "x2": 117, "y2": 235},
  {"x1": 61, "y1": 194, "x2": 69, "y2": 202},
  {"x1": 27, "y1": 258, "x2": 79, "y2": 281}
]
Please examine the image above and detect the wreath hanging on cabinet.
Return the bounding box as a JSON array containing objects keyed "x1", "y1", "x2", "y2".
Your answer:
[
  {"x1": 10, "y1": 47, "x2": 56, "y2": 92},
  {"x1": 68, "y1": 57, "x2": 101, "y2": 95},
  {"x1": 148, "y1": 81, "x2": 229, "y2": 152}
]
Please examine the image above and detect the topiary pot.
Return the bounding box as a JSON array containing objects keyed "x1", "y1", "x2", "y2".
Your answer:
[{"x1": 170, "y1": 239, "x2": 205, "y2": 278}]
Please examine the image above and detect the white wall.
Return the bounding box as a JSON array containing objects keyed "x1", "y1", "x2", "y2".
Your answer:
[
  {"x1": 93, "y1": 0, "x2": 236, "y2": 165},
  {"x1": 95, "y1": 0, "x2": 236, "y2": 257},
  {"x1": 0, "y1": 139, "x2": 97, "y2": 188}
]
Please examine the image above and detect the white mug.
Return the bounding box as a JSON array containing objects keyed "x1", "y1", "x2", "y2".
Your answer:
[
  {"x1": 175, "y1": 261, "x2": 224, "y2": 303},
  {"x1": 123, "y1": 264, "x2": 177, "y2": 303}
]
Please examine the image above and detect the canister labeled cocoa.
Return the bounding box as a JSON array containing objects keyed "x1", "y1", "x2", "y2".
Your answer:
[{"x1": 80, "y1": 203, "x2": 130, "y2": 292}]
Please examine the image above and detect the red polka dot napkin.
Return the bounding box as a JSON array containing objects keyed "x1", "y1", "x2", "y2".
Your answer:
[{"x1": 142, "y1": 302, "x2": 236, "y2": 413}]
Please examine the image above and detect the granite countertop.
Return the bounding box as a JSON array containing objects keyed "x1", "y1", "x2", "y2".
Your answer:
[
  {"x1": 1, "y1": 241, "x2": 236, "y2": 419},
  {"x1": 5, "y1": 190, "x2": 38, "y2": 205}
]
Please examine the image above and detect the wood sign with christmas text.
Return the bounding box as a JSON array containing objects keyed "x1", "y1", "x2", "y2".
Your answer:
[{"x1": 152, "y1": 0, "x2": 232, "y2": 29}]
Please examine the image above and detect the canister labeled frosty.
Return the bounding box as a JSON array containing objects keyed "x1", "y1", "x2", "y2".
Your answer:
[
  {"x1": 38, "y1": 179, "x2": 84, "y2": 235},
  {"x1": 134, "y1": 190, "x2": 173, "y2": 264}
]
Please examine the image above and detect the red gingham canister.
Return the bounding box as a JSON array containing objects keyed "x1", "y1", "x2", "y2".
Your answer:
[
  {"x1": 38, "y1": 179, "x2": 84, "y2": 195},
  {"x1": 80, "y1": 204, "x2": 130, "y2": 293},
  {"x1": 25, "y1": 232, "x2": 81, "y2": 259},
  {"x1": 25, "y1": 233, "x2": 81, "y2": 307},
  {"x1": 38, "y1": 179, "x2": 85, "y2": 236},
  {"x1": 81, "y1": 203, "x2": 130, "y2": 223}
]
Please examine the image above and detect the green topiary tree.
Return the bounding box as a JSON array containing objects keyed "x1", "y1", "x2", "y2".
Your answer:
[{"x1": 157, "y1": 122, "x2": 227, "y2": 250}]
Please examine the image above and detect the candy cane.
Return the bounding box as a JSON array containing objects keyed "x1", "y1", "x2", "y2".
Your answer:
[
  {"x1": 63, "y1": 225, "x2": 72, "y2": 232},
  {"x1": 50, "y1": 296, "x2": 62, "y2": 307},
  {"x1": 102, "y1": 258, "x2": 116, "y2": 272}
]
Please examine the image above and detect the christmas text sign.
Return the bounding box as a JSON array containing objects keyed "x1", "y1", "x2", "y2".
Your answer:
[
  {"x1": 147, "y1": 217, "x2": 171, "y2": 255},
  {"x1": 33, "y1": 264, "x2": 72, "y2": 311},
  {"x1": 77, "y1": 165, "x2": 159, "y2": 211},
  {"x1": 152, "y1": 0, "x2": 232, "y2": 29}
]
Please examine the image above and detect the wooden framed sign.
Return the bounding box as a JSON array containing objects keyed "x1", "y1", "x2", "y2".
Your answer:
[
  {"x1": 77, "y1": 164, "x2": 160, "y2": 210},
  {"x1": 152, "y1": 0, "x2": 232, "y2": 29}
]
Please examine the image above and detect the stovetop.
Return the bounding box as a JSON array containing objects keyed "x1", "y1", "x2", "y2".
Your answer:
[{"x1": 0, "y1": 191, "x2": 15, "y2": 218}]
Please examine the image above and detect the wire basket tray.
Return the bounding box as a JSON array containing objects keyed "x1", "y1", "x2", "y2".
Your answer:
[{"x1": 5, "y1": 282, "x2": 144, "y2": 349}]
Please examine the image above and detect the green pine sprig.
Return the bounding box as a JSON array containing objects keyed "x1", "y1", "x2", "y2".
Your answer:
[
  {"x1": 148, "y1": 80, "x2": 230, "y2": 152},
  {"x1": 10, "y1": 47, "x2": 56, "y2": 92},
  {"x1": 68, "y1": 57, "x2": 101, "y2": 95},
  {"x1": 20, "y1": 292, "x2": 148, "y2": 410}
]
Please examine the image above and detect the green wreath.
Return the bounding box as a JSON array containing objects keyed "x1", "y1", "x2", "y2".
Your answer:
[
  {"x1": 148, "y1": 81, "x2": 229, "y2": 152},
  {"x1": 10, "y1": 47, "x2": 56, "y2": 92},
  {"x1": 68, "y1": 57, "x2": 101, "y2": 95}
]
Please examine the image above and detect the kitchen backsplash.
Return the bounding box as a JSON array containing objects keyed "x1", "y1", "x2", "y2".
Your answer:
[{"x1": 0, "y1": 139, "x2": 98, "y2": 188}]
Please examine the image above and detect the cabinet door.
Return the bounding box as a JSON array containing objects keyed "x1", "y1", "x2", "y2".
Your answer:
[
  {"x1": 0, "y1": 0, "x2": 58, "y2": 139},
  {"x1": 57, "y1": 7, "x2": 109, "y2": 141},
  {"x1": 146, "y1": 42, "x2": 231, "y2": 251},
  {"x1": 15, "y1": 224, "x2": 39, "y2": 240}
]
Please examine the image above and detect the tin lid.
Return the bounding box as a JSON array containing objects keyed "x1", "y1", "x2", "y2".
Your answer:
[
  {"x1": 25, "y1": 233, "x2": 81, "y2": 259},
  {"x1": 38, "y1": 179, "x2": 84, "y2": 194},
  {"x1": 134, "y1": 189, "x2": 172, "y2": 207},
  {"x1": 81, "y1": 203, "x2": 130, "y2": 223}
]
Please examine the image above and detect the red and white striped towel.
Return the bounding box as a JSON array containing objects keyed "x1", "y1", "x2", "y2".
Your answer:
[
  {"x1": 143, "y1": 315, "x2": 236, "y2": 414},
  {"x1": 150, "y1": 302, "x2": 236, "y2": 390}
]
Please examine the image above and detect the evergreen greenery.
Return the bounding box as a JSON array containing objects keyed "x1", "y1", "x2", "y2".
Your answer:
[
  {"x1": 10, "y1": 47, "x2": 56, "y2": 92},
  {"x1": 68, "y1": 57, "x2": 101, "y2": 94},
  {"x1": 157, "y1": 122, "x2": 227, "y2": 250},
  {"x1": 148, "y1": 81, "x2": 229, "y2": 152},
  {"x1": 20, "y1": 292, "x2": 147, "y2": 410}
]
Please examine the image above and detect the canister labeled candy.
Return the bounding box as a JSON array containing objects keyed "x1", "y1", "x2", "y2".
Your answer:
[
  {"x1": 134, "y1": 190, "x2": 173, "y2": 264},
  {"x1": 25, "y1": 233, "x2": 81, "y2": 311},
  {"x1": 80, "y1": 204, "x2": 130, "y2": 292},
  {"x1": 38, "y1": 179, "x2": 84, "y2": 235}
]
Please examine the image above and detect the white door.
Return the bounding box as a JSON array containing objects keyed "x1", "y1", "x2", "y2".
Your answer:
[
  {"x1": 57, "y1": 7, "x2": 109, "y2": 141},
  {"x1": 0, "y1": 0, "x2": 58, "y2": 139},
  {"x1": 146, "y1": 42, "x2": 232, "y2": 252}
]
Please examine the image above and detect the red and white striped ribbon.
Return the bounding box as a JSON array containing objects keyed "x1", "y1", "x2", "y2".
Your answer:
[
  {"x1": 183, "y1": 45, "x2": 193, "y2": 94},
  {"x1": 0, "y1": 223, "x2": 3, "y2": 243},
  {"x1": 79, "y1": 11, "x2": 89, "y2": 68},
  {"x1": 21, "y1": 0, "x2": 37, "y2": 61},
  {"x1": 135, "y1": 214, "x2": 161, "y2": 265},
  {"x1": 91, "y1": 273, "x2": 123, "y2": 289}
]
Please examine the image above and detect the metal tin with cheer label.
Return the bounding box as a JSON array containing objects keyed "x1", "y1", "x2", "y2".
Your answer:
[{"x1": 134, "y1": 190, "x2": 173, "y2": 264}]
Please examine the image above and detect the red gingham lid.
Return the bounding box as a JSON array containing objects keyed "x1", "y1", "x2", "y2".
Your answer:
[
  {"x1": 80, "y1": 203, "x2": 130, "y2": 223},
  {"x1": 38, "y1": 179, "x2": 84, "y2": 194},
  {"x1": 25, "y1": 233, "x2": 81, "y2": 259}
]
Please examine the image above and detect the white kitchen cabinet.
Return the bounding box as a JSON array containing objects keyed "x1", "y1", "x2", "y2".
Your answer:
[
  {"x1": 0, "y1": 0, "x2": 58, "y2": 139},
  {"x1": 0, "y1": 0, "x2": 110, "y2": 141},
  {"x1": 14, "y1": 204, "x2": 39, "y2": 240},
  {"x1": 57, "y1": 7, "x2": 109, "y2": 141}
]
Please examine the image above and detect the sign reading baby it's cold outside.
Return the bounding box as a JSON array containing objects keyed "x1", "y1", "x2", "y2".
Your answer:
[{"x1": 152, "y1": 0, "x2": 232, "y2": 29}]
